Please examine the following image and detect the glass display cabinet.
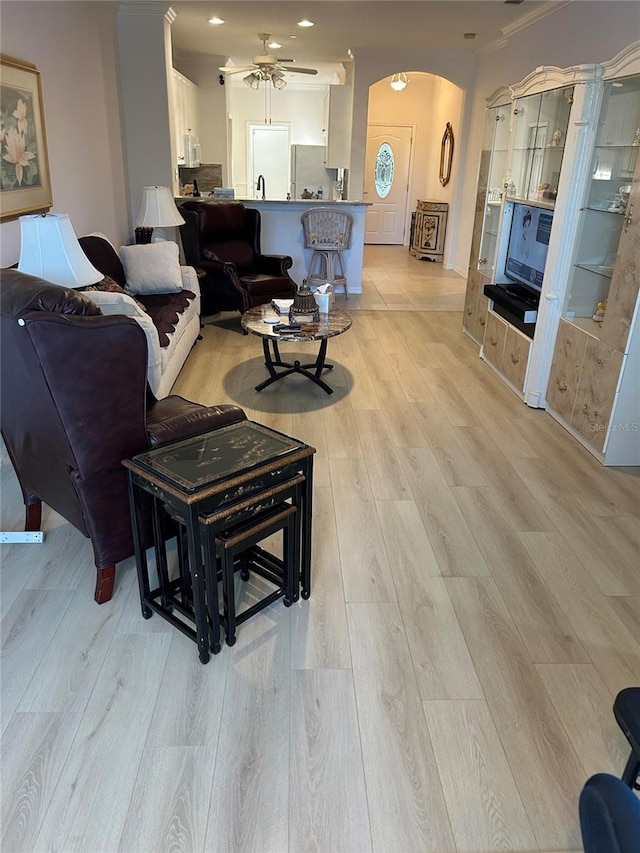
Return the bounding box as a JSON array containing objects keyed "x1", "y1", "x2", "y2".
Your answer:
[
  {"x1": 478, "y1": 101, "x2": 512, "y2": 278},
  {"x1": 546, "y1": 60, "x2": 640, "y2": 464},
  {"x1": 507, "y1": 86, "x2": 574, "y2": 206},
  {"x1": 463, "y1": 89, "x2": 511, "y2": 345},
  {"x1": 562, "y1": 75, "x2": 640, "y2": 333},
  {"x1": 463, "y1": 43, "x2": 639, "y2": 464}
]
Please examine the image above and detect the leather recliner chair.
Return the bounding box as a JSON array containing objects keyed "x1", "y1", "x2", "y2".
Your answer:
[
  {"x1": 0, "y1": 268, "x2": 246, "y2": 604},
  {"x1": 179, "y1": 200, "x2": 295, "y2": 315}
]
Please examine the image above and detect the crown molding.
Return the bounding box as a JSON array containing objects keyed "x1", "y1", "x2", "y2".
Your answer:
[
  {"x1": 501, "y1": 0, "x2": 574, "y2": 38},
  {"x1": 118, "y1": 2, "x2": 175, "y2": 21},
  {"x1": 475, "y1": 37, "x2": 508, "y2": 60}
]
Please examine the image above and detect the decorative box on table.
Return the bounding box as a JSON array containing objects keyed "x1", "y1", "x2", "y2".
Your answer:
[{"x1": 289, "y1": 278, "x2": 320, "y2": 324}]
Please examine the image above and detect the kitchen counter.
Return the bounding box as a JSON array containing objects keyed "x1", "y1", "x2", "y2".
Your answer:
[
  {"x1": 245, "y1": 200, "x2": 369, "y2": 292},
  {"x1": 178, "y1": 197, "x2": 369, "y2": 292},
  {"x1": 240, "y1": 198, "x2": 369, "y2": 205}
]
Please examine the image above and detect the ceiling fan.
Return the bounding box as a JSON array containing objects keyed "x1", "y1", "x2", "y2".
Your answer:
[{"x1": 218, "y1": 33, "x2": 318, "y2": 89}]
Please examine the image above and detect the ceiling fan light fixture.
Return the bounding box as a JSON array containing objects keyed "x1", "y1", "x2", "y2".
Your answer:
[
  {"x1": 243, "y1": 72, "x2": 260, "y2": 89},
  {"x1": 273, "y1": 76, "x2": 287, "y2": 90},
  {"x1": 390, "y1": 72, "x2": 409, "y2": 92}
]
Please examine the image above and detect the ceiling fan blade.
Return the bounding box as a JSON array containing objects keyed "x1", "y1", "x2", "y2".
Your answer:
[
  {"x1": 218, "y1": 65, "x2": 256, "y2": 74},
  {"x1": 282, "y1": 67, "x2": 318, "y2": 75}
]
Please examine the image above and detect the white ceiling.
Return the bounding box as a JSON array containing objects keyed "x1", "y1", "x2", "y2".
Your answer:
[{"x1": 170, "y1": 0, "x2": 561, "y2": 73}]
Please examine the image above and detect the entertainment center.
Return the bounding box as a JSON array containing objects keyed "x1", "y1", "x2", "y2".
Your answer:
[{"x1": 463, "y1": 42, "x2": 640, "y2": 466}]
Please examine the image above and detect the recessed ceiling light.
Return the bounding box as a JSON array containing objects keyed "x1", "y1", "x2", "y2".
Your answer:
[
  {"x1": 208, "y1": 17, "x2": 224, "y2": 25},
  {"x1": 289, "y1": 35, "x2": 298, "y2": 39},
  {"x1": 268, "y1": 41, "x2": 282, "y2": 49},
  {"x1": 297, "y1": 19, "x2": 314, "y2": 28},
  {"x1": 464, "y1": 33, "x2": 476, "y2": 39}
]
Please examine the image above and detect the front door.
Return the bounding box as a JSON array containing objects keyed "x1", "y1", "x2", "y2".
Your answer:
[
  {"x1": 364, "y1": 124, "x2": 413, "y2": 244},
  {"x1": 248, "y1": 124, "x2": 290, "y2": 200}
]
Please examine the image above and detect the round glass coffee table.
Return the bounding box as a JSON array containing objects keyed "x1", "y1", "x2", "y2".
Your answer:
[{"x1": 241, "y1": 305, "x2": 352, "y2": 394}]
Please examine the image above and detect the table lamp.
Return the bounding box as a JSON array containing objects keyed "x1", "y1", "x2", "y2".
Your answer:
[
  {"x1": 135, "y1": 186, "x2": 185, "y2": 244},
  {"x1": 18, "y1": 212, "x2": 102, "y2": 287}
]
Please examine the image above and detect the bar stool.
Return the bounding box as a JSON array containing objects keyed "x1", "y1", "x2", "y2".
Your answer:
[
  {"x1": 301, "y1": 207, "x2": 353, "y2": 298},
  {"x1": 212, "y1": 502, "x2": 298, "y2": 646}
]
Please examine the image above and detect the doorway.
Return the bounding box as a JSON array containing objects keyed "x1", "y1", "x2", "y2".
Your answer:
[
  {"x1": 364, "y1": 124, "x2": 413, "y2": 244},
  {"x1": 248, "y1": 124, "x2": 291, "y2": 200}
]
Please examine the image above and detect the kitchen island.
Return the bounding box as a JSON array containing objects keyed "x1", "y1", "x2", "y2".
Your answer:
[{"x1": 178, "y1": 198, "x2": 369, "y2": 294}]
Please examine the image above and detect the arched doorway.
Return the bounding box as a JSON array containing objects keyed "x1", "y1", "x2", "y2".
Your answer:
[{"x1": 362, "y1": 72, "x2": 464, "y2": 253}]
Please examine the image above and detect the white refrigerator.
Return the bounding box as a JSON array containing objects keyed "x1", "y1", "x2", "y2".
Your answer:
[{"x1": 290, "y1": 145, "x2": 337, "y2": 200}]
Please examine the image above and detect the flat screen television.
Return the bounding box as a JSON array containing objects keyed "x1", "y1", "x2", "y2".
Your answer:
[{"x1": 505, "y1": 203, "x2": 554, "y2": 293}]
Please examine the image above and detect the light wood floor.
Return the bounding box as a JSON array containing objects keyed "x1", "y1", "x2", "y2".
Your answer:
[{"x1": 2, "y1": 246, "x2": 639, "y2": 853}]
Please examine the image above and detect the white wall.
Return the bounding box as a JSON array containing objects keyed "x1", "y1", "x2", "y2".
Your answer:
[{"x1": 0, "y1": 1, "x2": 128, "y2": 267}]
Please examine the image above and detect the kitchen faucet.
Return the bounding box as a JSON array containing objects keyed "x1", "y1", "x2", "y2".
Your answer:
[{"x1": 256, "y1": 175, "x2": 266, "y2": 200}]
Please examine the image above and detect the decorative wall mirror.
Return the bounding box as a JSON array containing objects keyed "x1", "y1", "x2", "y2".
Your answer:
[{"x1": 439, "y1": 122, "x2": 454, "y2": 187}]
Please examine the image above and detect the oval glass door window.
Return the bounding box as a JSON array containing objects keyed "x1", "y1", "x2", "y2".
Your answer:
[{"x1": 374, "y1": 142, "x2": 394, "y2": 198}]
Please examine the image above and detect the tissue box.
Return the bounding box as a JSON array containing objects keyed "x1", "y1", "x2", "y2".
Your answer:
[{"x1": 312, "y1": 283, "x2": 334, "y2": 310}]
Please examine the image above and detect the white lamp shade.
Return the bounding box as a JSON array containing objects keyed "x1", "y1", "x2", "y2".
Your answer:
[
  {"x1": 18, "y1": 213, "x2": 102, "y2": 287},
  {"x1": 136, "y1": 186, "x2": 185, "y2": 228}
]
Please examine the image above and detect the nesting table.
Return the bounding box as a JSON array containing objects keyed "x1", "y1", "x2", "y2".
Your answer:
[
  {"x1": 123, "y1": 420, "x2": 315, "y2": 663},
  {"x1": 241, "y1": 305, "x2": 352, "y2": 394}
]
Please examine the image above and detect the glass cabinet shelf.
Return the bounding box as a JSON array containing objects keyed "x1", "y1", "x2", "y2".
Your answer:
[
  {"x1": 583, "y1": 205, "x2": 627, "y2": 215},
  {"x1": 574, "y1": 262, "x2": 614, "y2": 279}
]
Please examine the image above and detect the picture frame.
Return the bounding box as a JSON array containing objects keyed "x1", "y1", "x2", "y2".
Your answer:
[{"x1": 0, "y1": 54, "x2": 52, "y2": 222}]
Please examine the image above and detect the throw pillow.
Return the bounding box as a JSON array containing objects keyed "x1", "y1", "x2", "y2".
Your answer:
[
  {"x1": 81, "y1": 289, "x2": 162, "y2": 395},
  {"x1": 119, "y1": 241, "x2": 183, "y2": 295},
  {"x1": 79, "y1": 276, "x2": 148, "y2": 313}
]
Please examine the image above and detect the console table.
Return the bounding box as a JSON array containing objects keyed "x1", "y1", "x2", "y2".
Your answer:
[{"x1": 410, "y1": 200, "x2": 448, "y2": 262}]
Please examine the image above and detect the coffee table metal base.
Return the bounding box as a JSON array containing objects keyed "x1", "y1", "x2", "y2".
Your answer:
[{"x1": 257, "y1": 337, "x2": 334, "y2": 394}]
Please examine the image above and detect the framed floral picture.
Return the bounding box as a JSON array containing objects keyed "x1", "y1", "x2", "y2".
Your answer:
[{"x1": 0, "y1": 54, "x2": 52, "y2": 222}]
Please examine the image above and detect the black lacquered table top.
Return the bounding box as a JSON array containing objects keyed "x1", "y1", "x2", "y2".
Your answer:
[{"x1": 130, "y1": 421, "x2": 306, "y2": 494}]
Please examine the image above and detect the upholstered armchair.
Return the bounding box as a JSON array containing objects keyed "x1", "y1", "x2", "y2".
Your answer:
[
  {"x1": 0, "y1": 268, "x2": 246, "y2": 603},
  {"x1": 179, "y1": 200, "x2": 295, "y2": 314}
]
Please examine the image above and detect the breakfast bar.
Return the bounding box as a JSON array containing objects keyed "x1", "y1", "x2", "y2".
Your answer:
[{"x1": 241, "y1": 199, "x2": 369, "y2": 293}]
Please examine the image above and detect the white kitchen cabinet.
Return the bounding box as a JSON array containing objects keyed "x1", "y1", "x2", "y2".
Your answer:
[{"x1": 172, "y1": 68, "x2": 199, "y2": 166}]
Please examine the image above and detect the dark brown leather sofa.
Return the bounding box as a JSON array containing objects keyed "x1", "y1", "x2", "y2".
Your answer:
[
  {"x1": 0, "y1": 268, "x2": 246, "y2": 603},
  {"x1": 179, "y1": 200, "x2": 295, "y2": 314}
]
